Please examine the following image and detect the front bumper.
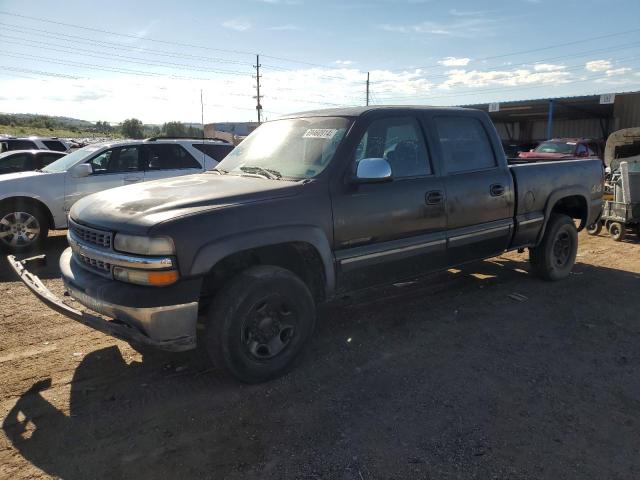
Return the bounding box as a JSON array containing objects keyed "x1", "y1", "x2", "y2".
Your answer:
[{"x1": 7, "y1": 250, "x2": 199, "y2": 352}]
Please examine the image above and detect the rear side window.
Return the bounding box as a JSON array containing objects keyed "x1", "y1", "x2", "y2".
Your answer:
[
  {"x1": 192, "y1": 143, "x2": 234, "y2": 161},
  {"x1": 6, "y1": 139, "x2": 38, "y2": 150},
  {"x1": 42, "y1": 140, "x2": 67, "y2": 151},
  {"x1": 145, "y1": 144, "x2": 201, "y2": 170},
  {"x1": 0, "y1": 153, "x2": 34, "y2": 173},
  {"x1": 434, "y1": 116, "x2": 496, "y2": 173}
]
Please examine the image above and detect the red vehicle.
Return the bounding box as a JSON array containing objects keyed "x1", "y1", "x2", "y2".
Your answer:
[{"x1": 518, "y1": 138, "x2": 603, "y2": 161}]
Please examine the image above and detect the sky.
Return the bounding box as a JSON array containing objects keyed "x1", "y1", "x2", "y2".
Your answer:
[{"x1": 0, "y1": 0, "x2": 639, "y2": 124}]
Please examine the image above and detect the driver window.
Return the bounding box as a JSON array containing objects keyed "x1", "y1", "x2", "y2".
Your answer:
[
  {"x1": 88, "y1": 147, "x2": 141, "y2": 174},
  {"x1": 576, "y1": 144, "x2": 588, "y2": 156},
  {"x1": 355, "y1": 116, "x2": 431, "y2": 178}
]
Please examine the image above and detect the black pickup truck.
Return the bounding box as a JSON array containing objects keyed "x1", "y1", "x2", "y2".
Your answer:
[{"x1": 9, "y1": 106, "x2": 604, "y2": 383}]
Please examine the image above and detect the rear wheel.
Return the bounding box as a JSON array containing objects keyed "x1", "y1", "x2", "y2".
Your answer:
[
  {"x1": 529, "y1": 214, "x2": 578, "y2": 281},
  {"x1": 586, "y1": 222, "x2": 602, "y2": 236},
  {"x1": 202, "y1": 265, "x2": 316, "y2": 383},
  {"x1": 609, "y1": 222, "x2": 626, "y2": 242},
  {"x1": 0, "y1": 203, "x2": 49, "y2": 254}
]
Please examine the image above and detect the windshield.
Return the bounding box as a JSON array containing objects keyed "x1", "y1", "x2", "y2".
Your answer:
[
  {"x1": 42, "y1": 144, "x2": 103, "y2": 172},
  {"x1": 217, "y1": 117, "x2": 351, "y2": 180},
  {"x1": 534, "y1": 141, "x2": 576, "y2": 154}
]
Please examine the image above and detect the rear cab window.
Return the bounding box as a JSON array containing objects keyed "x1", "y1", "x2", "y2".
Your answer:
[{"x1": 433, "y1": 116, "x2": 496, "y2": 174}]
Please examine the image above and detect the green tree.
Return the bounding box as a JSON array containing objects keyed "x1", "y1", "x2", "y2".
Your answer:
[
  {"x1": 162, "y1": 121, "x2": 188, "y2": 137},
  {"x1": 121, "y1": 118, "x2": 144, "y2": 139}
]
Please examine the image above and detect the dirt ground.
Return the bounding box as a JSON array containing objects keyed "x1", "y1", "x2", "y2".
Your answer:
[{"x1": 0, "y1": 230, "x2": 639, "y2": 479}]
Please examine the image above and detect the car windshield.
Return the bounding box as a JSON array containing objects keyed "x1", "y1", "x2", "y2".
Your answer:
[
  {"x1": 41, "y1": 145, "x2": 103, "y2": 172},
  {"x1": 216, "y1": 117, "x2": 351, "y2": 180},
  {"x1": 534, "y1": 141, "x2": 576, "y2": 154}
]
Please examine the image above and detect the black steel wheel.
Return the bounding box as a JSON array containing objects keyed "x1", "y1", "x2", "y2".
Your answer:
[
  {"x1": 529, "y1": 214, "x2": 578, "y2": 281},
  {"x1": 609, "y1": 222, "x2": 626, "y2": 242},
  {"x1": 586, "y1": 222, "x2": 602, "y2": 236},
  {"x1": 202, "y1": 265, "x2": 316, "y2": 383}
]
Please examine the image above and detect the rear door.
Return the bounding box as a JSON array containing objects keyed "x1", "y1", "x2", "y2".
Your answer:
[
  {"x1": 430, "y1": 114, "x2": 514, "y2": 264},
  {"x1": 64, "y1": 145, "x2": 144, "y2": 213},
  {"x1": 142, "y1": 144, "x2": 204, "y2": 182},
  {"x1": 332, "y1": 114, "x2": 447, "y2": 291}
]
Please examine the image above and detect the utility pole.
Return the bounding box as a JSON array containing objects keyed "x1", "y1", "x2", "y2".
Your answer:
[
  {"x1": 254, "y1": 54, "x2": 263, "y2": 124},
  {"x1": 366, "y1": 72, "x2": 370, "y2": 106}
]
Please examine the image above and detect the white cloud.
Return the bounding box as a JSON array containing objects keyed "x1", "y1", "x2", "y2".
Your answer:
[
  {"x1": 380, "y1": 17, "x2": 497, "y2": 37},
  {"x1": 605, "y1": 67, "x2": 632, "y2": 76},
  {"x1": 335, "y1": 60, "x2": 355, "y2": 65},
  {"x1": 438, "y1": 56, "x2": 471, "y2": 67},
  {"x1": 268, "y1": 24, "x2": 301, "y2": 31},
  {"x1": 221, "y1": 20, "x2": 252, "y2": 31},
  {"x1": 533, "y1": 63, "x2": 565, "y2": 72},
  {"x1": 439, "y1": 66, "x2": 570, "y2": 89},
  {"x1": 585, "y1": 60, "x2": 612, "y2": 72}
]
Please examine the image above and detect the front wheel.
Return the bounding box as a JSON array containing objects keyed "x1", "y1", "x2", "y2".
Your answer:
[
  {"x1": 0, "y1": 203, "x2": 49, "y2": 254},
  {"x1": 587, "y1": 222, "x2": 602, "y2": 236},
  {"x1": 529, "y1": 214, "x2": 578, "y2": 281},
  {"x1": 202, "y1": 265, "x2": 316, "y2": 383}
]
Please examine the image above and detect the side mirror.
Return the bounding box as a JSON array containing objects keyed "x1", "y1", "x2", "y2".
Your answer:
[
  {"x1": 0, "y1": 142, "x2": 7, "y2": 153},
  {"x1": 578, "y1": 150, "x2": 589, "y2": 158},
  {"x1": 70, "y1": 163, "x2": 93, "y2": 178},
  {"x1": 354, "y1": 158, "x2": 393, "y2": 183}
]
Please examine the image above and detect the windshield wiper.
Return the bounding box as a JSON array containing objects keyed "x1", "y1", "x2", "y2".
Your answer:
[
  {"x1": 239, "y1": 166, "x2": 282, "y2": 180},
  {"x1": 213, "y1": 167, "x2": 228, "y2": 175}
]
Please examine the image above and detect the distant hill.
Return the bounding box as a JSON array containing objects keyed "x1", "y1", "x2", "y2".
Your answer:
[{"x1": 0, "y1": 112, "x2": 94, "y2": 128}]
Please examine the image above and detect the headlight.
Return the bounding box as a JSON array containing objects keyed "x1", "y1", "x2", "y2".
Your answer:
[
  {"x1": 113, "y1": 234, "x2": 175, "y2": 255},
  {"x1": 113, "y1": 267, "x2": 179, "y2": 286}
]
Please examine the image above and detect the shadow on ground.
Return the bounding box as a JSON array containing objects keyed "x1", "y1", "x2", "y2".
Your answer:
[
  {"x1": 4, "y1": 256, "x2": 640, "y2": 479},
  {"x1": 0, "y1": 234, "x2": 68, "y2": 282}
]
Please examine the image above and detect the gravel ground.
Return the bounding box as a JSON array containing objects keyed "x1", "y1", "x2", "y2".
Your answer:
[{"x1": 0, "y1": 230, "x2": 639, "y2": 479}]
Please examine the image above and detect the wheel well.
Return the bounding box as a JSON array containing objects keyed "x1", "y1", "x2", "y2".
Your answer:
[
  {"x1": 199, "y1": 242, "x2": 326, "y2": 313},
  {"x1": 551, "y1": 195, "x2": 587, "y2": 230},
  {"x1": 0, "y1": 196, "x2": 54, "y2": 229}
]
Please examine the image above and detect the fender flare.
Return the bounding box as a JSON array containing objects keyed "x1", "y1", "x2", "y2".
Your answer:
[
  {"x1": 536, "y1": 185, "x2": 590, "y2": 244},
  {"x1": 188, "y1": 225, "x2": 336, "y2": 297}
]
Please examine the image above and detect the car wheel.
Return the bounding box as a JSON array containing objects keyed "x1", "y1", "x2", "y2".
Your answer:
[
  {"x1": 608, "y1": 222, "x2": 626, "y2": 242},
  {"x1": 586, "y1": 222, "x2": 602, "y2": 236},
  {"x1": 529, "y1": 214, "x2": 578, "y2": 281},
  {"x1": 0, "y1": 203, "x2": 49, "y2": 254},
  {"x1": 202, "y1": 265, "x2": 316, "y2": 383}
]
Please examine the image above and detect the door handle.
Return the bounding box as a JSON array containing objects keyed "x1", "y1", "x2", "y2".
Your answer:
[
  {"x1": 490, "y1": 184, "x2": 505, "y2": 196},
  {"x1": 425, "y1": 190, "x2": 444, "y2": 205}
]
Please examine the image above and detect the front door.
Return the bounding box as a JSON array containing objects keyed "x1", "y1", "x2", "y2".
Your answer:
[
  {"x1": 431, "y1": 114, "x2": 514, "y2": 264},
  {"x1": 64, "y1": 145, "x2": 144, "y2": 215},
  {"x1": 332, "y1": 115, "x2": 447, "y2": 292}
]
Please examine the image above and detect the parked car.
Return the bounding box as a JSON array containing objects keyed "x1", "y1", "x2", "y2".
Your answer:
[
  {"x1": 518, "y1": 138, "x2": 603, "y2": 161},
  {"x1": 0, "y1": 137, "x2": 233, "y2": 252},
  {"x1": 9, "y1": 106, "x2": 604, "y2": 383},
  {"x1": 0, "y1": 136, "x2": 71, "y2": 153},
  {"x1": 502, "y1": 140, "x2": 538, "y2": 160},
  {"x1": 0, "y1": 149, "x2": 67, "y2": 175}
]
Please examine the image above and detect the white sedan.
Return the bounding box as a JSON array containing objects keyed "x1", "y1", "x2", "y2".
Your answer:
[{"x1": 0, "y1": 138, "x2": 233, "y2": 253}]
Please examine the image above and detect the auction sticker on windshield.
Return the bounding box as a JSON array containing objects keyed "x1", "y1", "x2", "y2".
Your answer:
[{"x1": 303, "y1": 129, "x2": 338, "y2": 139}]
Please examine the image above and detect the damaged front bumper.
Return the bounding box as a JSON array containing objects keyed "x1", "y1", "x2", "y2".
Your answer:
[{"x1": 7, "y1": 250, "x2": 198, "y2": 352}]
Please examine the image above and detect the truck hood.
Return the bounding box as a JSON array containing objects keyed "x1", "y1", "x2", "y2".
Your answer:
[
  {"x1": 518, "y1": 151, "x2": 574, "y2": 160},
  {"x1": 70, "y1": 172, "x2": 303, "y2": 232}
]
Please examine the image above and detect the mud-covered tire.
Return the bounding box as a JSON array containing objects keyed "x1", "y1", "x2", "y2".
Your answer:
[
  {"x1": 0, "y1": 201, "x2": 49, "y2": 254},
  {"x1": 586, "y1": 222, "x2": 602, "y2": 236},
  {"x1": 609, "y1": 222, "x2": 626, "y2": 242},
  {"x1": 529, "y1": 214, "x2": 578, "y2": 281},
  {"x1": 202, "y1": 265, "x2": 316, "y2": 383}
]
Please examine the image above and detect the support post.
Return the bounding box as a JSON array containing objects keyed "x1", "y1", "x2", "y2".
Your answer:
[{"x1": 546, "y1": 99, "x2": 554, "y2": 139}]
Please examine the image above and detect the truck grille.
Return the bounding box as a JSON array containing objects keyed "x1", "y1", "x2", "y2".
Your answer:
[
  {"x1": 69, "y1": 219, "x2": 112, "y2": 249},
  {"x1": 77, "y1": 253, "x2": 112, "y2": 274}
]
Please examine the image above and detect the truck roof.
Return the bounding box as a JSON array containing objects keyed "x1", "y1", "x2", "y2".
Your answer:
[{"x1": 282, "y1": 105, "x2": 473, "y2": 118}]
